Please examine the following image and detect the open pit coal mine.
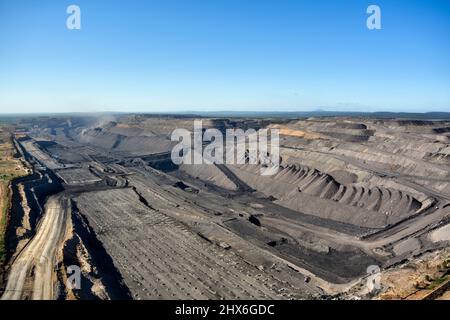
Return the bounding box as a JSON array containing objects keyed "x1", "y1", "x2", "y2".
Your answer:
[{"x1": 1, "y1": 114, "x2": 450, "y2": 300}]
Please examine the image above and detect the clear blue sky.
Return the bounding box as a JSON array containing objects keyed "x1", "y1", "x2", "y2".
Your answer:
[{"x1": 0, "y1": 0, "x2": 449, "y2": 113}]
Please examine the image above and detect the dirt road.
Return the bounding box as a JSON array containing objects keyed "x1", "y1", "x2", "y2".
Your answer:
[{"x1": 1, "y1": 194, "x2": 70, "y2": 300}]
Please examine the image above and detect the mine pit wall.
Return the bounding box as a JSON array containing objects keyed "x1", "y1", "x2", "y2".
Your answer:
[
  {"x1": 5, "y1": 140, "x2": 64, "y2": 268},
  {"x1": 222, "y1": 163, "x2": 424, "y2": 230},
  {"x1": 56, "y1": 200, "x2": 132, "y2": 300},
  {"x1": 0, "y1": 183, "x2": 13, "y2": 290},
  {"x1": 5, "y1": 170, "x2": 63, "y2": 263}
]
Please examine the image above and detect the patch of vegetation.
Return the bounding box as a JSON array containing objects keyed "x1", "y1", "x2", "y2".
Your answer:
[
  {"x1": 0, "y1": 189, "x2": 8, "y2": 264},
  {"x1": 415, "y1": 273, "x2": 449, "y2": 290},
  {"x1": 0, "y1": 126, "x2": 28, "y2": 266},
  {"x1": 425, "y1": 275, "x2": 448, "y2": 290}
]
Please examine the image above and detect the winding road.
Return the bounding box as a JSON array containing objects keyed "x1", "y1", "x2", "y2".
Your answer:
[{"x1": 1, "y1": 194, "x2": 70, "y2": 300}]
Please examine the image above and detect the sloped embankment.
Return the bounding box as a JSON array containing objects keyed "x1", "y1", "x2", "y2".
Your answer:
[
  {"x1": 75, "y1": 124, "x2": 175, "y2": 156},
  {"x1": 56, "y1": 200, "x2": 132, "y2": 300},
  {"x1": 226, "y1": 163, "x2": 425, "y2": 229}
]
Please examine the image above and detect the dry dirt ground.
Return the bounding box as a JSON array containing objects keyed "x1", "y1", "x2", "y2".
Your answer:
[
  {"x1": 378, "y1": 248, "x2": 449, "y2": 300},
  {"x1": 1, "y1": 195, "x2": 70, "y2": 300},
  {"x1": 0, "y1": 127, "x2": 28, "y2": 286},
  {"x1": 1, "y1": 114, "x2": 449, "y2": 300}
]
